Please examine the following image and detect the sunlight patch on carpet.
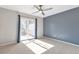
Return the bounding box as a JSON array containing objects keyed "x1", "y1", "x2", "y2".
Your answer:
[{"x1": 22, "y1": 39, "x2": 54, "y2": 54}]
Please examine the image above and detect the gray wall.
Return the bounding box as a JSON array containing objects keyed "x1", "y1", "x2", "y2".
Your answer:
[
  {"x1": 0, "y1": 8, "x2": 18, "y2": 45},
  {"x1": 44, "y1": 7, "x2": 79, "y2": 45}
]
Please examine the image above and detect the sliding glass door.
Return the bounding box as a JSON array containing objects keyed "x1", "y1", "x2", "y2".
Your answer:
[{"x1": 20, "y1": 16, "x2": 36, "y2": 41}]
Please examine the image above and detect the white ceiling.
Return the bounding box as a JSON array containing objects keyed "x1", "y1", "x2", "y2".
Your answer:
[{"x1": 0, "y1": 5, "x2": 79, "y2": 18}]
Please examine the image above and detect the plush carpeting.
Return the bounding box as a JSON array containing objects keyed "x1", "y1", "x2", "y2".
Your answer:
[
  {"x1": 0, "y1": 43, "x2": 34, "y2": 54},
  {"x1": 0, "y1": 37, "x2": 79, "y2": 54}
]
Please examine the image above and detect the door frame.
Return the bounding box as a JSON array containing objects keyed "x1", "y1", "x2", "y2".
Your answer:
[{"x1": 17, "y1": 15, "x2": 37, "y2": 43}]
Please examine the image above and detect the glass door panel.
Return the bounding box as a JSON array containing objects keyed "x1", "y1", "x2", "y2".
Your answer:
[{"x1": 20, "y1": 17, "x2": 35, "y2": 41}]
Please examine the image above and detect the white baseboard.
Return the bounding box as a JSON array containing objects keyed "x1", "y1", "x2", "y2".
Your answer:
[
  {"x1": 0, "y1": 40, "x2": 17, "y2": 47},
  {"x1": 44, "y1": 36, "x2": 79, "y2": 47}
]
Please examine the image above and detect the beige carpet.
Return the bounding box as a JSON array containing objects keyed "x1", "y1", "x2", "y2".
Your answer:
[
  {"x1": 42, "y1": 37, "x2": 79, "y2": 54},
  {"x1": 0, "y1": 37, "x2": 79, "y2": 54},
  {"x1": 0, "y1": 43, "x2": 34, "y2": 54}
]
